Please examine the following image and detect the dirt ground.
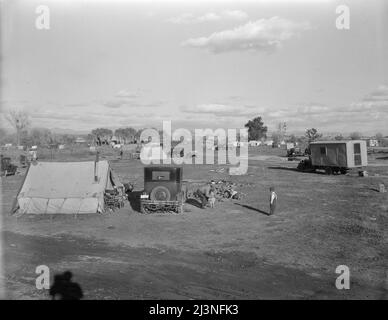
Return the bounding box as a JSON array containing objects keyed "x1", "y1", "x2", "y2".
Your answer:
[{"x1": 1, "y1": 146, "x2": 387, "y2": 299}]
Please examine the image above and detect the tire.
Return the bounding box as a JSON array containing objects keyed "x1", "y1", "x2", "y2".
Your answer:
[
  {"x1": 150, "y1": 186, "x2": 171, "y2": 201},
  {"x1": 223, "y1": 190, "x2": 231, "y2": 198},
  {"x1": 325, "y1": 167, "x2": 332, "y2": 175}
]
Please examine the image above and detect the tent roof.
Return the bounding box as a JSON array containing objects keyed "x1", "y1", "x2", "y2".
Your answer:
[{"x1": 18, "y1": 161, "x2": 111, "y2": 199}]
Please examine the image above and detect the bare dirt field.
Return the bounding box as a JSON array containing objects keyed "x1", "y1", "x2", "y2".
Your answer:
[{"x1": 1, "y1": 146, "x2": 387, "y2": 299}]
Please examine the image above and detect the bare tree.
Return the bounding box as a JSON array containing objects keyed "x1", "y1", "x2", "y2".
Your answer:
[
  {"x1": 277, "y1": 122, "x2": 287, "y2": 141},
  {"x1": 5, "y1": 109, "x2": 30, "y2": 146}
]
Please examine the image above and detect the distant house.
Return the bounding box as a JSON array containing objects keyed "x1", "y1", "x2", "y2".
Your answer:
[
  {"x1": 248, "y1": 140, "x2": 261, "y2": 146},
  {"x1": 366, "y1": 139, "x2": 379, "y2": 147},
  {"x1": 286, "y1": 142, "x2": 295, "y2": 150},
  {"x1": 75, "y1": 137, "x2": 86, "y2": 144},
  {"x1": 232, "y1": 141, "x2": 245, "y2": 147}
]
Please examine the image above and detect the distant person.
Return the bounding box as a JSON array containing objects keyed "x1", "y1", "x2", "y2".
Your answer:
[
  {"x1": 120, "y1": 148, "x2": 124, "y2": 159},
  {"x1": 208, "y1": 187, "x2": 216, "y2": 208},
  {"x1": 181, "y1": 183, "x2": 188, "y2": 202},
  {"x1": 194, "y1": 181, "x2": 215, "y2": 209},
  {"x1": 29, "y1": 150, "x2": 37, "y2": 162},
  {"x1": 49, "y1": 271, "x2": 83, "y2": 300},
  {"x1": 269, "y1": 187, "x2": 277, "y2": 216}
]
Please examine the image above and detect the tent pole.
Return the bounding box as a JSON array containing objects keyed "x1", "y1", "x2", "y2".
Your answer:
[
  {"x1": 94, "y1": 152, "x2": 99, "y2": 182},
  {"x1": 10, "y1": 162, "x2": 31, "y2": 215}
]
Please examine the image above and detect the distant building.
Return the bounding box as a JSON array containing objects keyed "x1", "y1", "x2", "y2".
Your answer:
[
  {"x1": 286, "y1": 142, "x2": 295, "y2": 150},
  {"x1": 248, "y1": 140, "x2": 261, "y2": 146},
  {"x1": 75, "y1": 137, "x2": 86, "y2": 144},
  {"x1": 366, "y1": 139, "x2": 379, "y2": 147}
]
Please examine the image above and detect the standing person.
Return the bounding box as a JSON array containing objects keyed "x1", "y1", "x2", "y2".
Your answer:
[
  {"x1": 194, "y1": 181, "x2": 215, "y2": 209},
  {"x1": 269, "y1": 187, "x2": 277, "y2": 215},
  {"x1": 208, "y1": 187, "x2": 216, "y2": 208}
]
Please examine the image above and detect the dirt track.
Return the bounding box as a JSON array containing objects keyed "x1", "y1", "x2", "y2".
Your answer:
[{"x1": 1, "y1": 147, "x2": 387, "y2": 299}]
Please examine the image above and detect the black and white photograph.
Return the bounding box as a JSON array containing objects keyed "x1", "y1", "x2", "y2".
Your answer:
[{"x1": 0, "y1": 0, "x2": 387, "y2": 304}]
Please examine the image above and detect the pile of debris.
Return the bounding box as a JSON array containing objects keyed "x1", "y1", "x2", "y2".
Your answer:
[
  {"x1": 212, "y1": 180, "x2": 244, "y2": 200},
  {"x1": 104, "y1": 186, "x2": 127, "y2": 211}
]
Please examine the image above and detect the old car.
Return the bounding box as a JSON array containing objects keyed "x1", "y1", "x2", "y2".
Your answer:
[
  {"x1": 1, "y1": 155, "x2": 18, "y2": 176},
  {"x1": 140, "y1": 166, "x2": 184, "y2": 214}
]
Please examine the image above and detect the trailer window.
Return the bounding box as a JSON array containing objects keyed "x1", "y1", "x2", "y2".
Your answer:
[
  {"x1": 320, "y1": 146, "x2": 327, "y2": 155},
  {"x1": 354, "y1": 143, "x2": 361, "y2": 154},
  {"x1": 354, "y1": 143, "x2": 361, "y2": 166}
]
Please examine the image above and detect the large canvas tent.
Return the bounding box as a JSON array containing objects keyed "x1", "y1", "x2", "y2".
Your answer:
[{"x1": 14, "y1": 160, "x2": 123, "y2": 215}]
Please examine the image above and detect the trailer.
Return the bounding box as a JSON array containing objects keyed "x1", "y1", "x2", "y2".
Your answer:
[{"x1": 298, "y1": 140, "x2": 367, "y2": 174}]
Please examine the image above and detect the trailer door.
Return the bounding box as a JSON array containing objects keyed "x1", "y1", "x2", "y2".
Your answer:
[{"x1": 353, "y1": 143, "x2": 361, "y2": 166}]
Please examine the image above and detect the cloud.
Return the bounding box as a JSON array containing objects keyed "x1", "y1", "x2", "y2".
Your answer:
[
  {"x1": 102, "y1": 89, "x2": 163, "y2": 109},
  {"x1": 222, "y1": 10, "x2": 249, "y2": 20},
  {"x1": 12, "y1": 85, "x2": 388, "y2": 134},
  {"x1": 361, "y1": 85, "x2": 388, "y2": 102},
  {"x1": 263, "y1": 87, "x2": 388, "y2": 132},
  {"x1": 103, "y1": 99, "x2": 128, "y2": 109},
  {"x1": 181, "y1": 103, "x2": 262, "y2": 117},
  {"x1": 182, "y1": 17, "x2": 310, "y2": 53},
  {"x1": 167, "y1": 10, "x2": 248, "y2": 24},
  {"x1": 346, "y1": 85, "x2": 388, "y2": 115},
  {"x1": 115, "y1": 89, "x2": 139, "y2": 99},
  {"x1": 178, "y1": 89, "x2": 388, "y2": 133}
]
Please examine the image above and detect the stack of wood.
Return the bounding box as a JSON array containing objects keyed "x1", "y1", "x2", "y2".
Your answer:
[{"x1": 104, "y1": 188, "x2": 127, "y2": 211}]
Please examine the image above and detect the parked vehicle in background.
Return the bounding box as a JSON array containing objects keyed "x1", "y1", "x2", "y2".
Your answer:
[{"x1": 1, "y1": 155, "x2": 18, "y2": 176}]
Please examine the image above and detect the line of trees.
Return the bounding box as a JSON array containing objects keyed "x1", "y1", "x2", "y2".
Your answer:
[
  {"x1": 90, "y1": 127, "x2": 143, "y2": 145},
  {"x1": 2, "y1": 110, "x2": 388, "y2": 148},
  {"x1": 0, "y1": 127, "x2": 77, "y2": 147},
  {"x1": 244, "y1": 115, "x2": 388, "y2": 146}
]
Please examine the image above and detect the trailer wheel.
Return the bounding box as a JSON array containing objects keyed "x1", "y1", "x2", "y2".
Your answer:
[
  {"x1": 223, "y1": 190, "x2": 231, "y2": 198},
  {"x1": 340, "y1": 169, "x2": 347, "y2": 175},
  {"x1": 325, "y1": 167, "x2": 332, "y2": 175}
]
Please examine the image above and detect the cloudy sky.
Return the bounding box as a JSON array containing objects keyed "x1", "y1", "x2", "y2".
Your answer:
[{"x1": 1, "y1": 0, "x2": 387, "y2": 135}]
